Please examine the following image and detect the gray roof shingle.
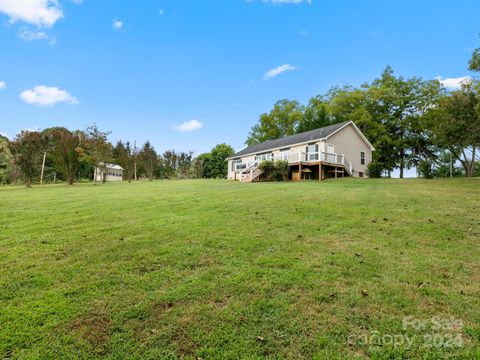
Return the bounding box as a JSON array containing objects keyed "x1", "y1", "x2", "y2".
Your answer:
[{"x1": 230, "y1": 121, "x2": 351, "y2": 158}]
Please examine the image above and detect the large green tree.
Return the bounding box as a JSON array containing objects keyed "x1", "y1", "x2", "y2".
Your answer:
[
  {"x1": 428, "y1": 81, "x2": 480, "y2": 177},
  {"x1": 246, "y1": 99, "x2": 304, "y2": 145},
  {"x1": 0, "y1": 135, "x2": 14, "y2": 184},
  {"x1": 78, "y1": 124, "x2": 113, "y2": 184},
  {"x1": 327, "y1": 84, "x2": 396, "y2": 174},
  {"x1": 41, "y1": 127, "x2": 81, "y2": 185},
  {"x1": 327, "y1": 68, "x2": 442, "y2": 177},
  {"x1": 296, "y1": 96, "x2": 334, "y2": 133},
  {"x1": 469, "y1": 48, "x2": 480, "y2": 72},
  {"x1": 139, "y1": 141, "x2": 158, "y2": 181},
  {"x1": 368, "y1": 67, "x2": 443, "y2": 178},
  {"x1": 113, "y1": 140, "x2": 135, "y2": 181},
  {"x1": 177, "y1": 151, "x2": 194, "y2": 179},
  {"x1": 162, "y1": 150, "x2": 178, "y2": 179},
  {"x1": 189, "y1": 157, "x2": 204, "y2": 178},
  {"x1": 8, "y1": 131, "x2": 43, "y2": 187},
  {"x1": 198, "y1": 143, "x2": 234, "y2": 178}
]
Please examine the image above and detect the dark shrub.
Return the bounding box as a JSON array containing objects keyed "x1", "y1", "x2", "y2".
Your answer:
[
  {"x1": 273, "y1": 160, "x2": 289, "y2": 181},
  {"x1": 366, "y1": 161, "x2": 383, "y2": 178},
  {"x1": 259, "y1": 160, "x2": 275, "y2": 180}
]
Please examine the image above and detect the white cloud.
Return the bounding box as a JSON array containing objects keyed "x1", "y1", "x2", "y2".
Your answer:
[
  {"x1": 20, "y1": 85, "x2": 79, "y2": 107},
  {"x1": 18, "y1": 28, "x2": 57, "y2": 45},
  {"x1": 0, "y1": 81, "x2": 6, "y2": 89},
  {"x1": 18, "y1": 28, "x2": 56, "y2": 44},
  {"x1": 264, "y1": 64, "x2": 297, "y2": 80},
  {"x1": 436, "y1": 76, "x2": 472, "y2": 90},
  {"x1": 173, "y1": 119, "x2": 203, "y2": 132},
  {"x1": 0, "y1": 0, "x2": 63, "y2": 28},
  {"x1": 112, "y1": 19, "x2": 123, "y2": 30},
  {"x1": 19, "y1": 28, "x2": 48, "y2": 41}
]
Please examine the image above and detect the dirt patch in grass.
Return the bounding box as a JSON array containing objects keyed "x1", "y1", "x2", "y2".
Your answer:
[
  {"x1": 129, "y1": 300, "x2": 200, "y2": 356},
  {"x1": 211, "y1": 294, "x2": 232, "y2": 309},
  {"x1": 69, "y1": 310, "x2": 112, "y2": 353},
  {"x1": 172, "y1": 315, "x2": 199, "y2": 357},
  {"x1": 131, "y1": 300, "x2": 177, "y2": 340},
  {"x1": 151, "y1": 300, "x2": 175, "y2": 315}
]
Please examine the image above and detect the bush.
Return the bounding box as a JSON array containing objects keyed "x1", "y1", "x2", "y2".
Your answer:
[
  {"x1": 366, "y1": 161, "x2": 383, "y2": 178},
  {"x1": 273, "y1": 160, "x2": 289, "y2": 181},
  {"x1": 258, "y1": 160, "x2": 275, "y2": 180},
  {"x1": 418, "y1": 159, "x2": 434, "y2": 179},
  {"x1": 258, "y1": 160, "x2": 290, "y2": 181}
]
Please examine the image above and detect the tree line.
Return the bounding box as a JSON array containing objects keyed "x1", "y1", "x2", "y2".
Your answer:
[
  {"x1": 247, "y1": 50, "x2": 480, "y2": 178},
  {"x1": 0, "y1": 124, "x2": 234, "y2": 187},
  {"x1": 2, "y1": 48, "x2": 479, "y2": 184}
]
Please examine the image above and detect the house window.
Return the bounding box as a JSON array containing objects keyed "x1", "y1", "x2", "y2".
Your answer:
[
  {"x1": 255, "y1": 152, "x2": 272, "y2": 162},
  {"x1": 360, "y1": 151, "x2": 365, "y2": 165},
  {"x1": 359, "y1": 172, "x2": 364, "y2": 178},
  {"x1": 232, "y1": 159, "x2": 241, "y2": 171},
  {"x1": 307, "y1": 143, "x2": 316, "y2": 153},
  {"x1": 306, "y1": 143, "x2": 319, "y2": 161},
  {"x1": 280, "y1": 148, "x2": 290, "y2": 161}
]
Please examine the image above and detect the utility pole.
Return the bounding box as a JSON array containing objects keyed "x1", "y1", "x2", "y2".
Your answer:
[
  {"x1": 134, "y1": 140, "x2": 138, "y2": 181},
  {"x1": 40, "y1": 151, "x2": 46, "y2": 184},
  {"x1": 450, "y1": 151, "x2": 453, "y2": 179}
]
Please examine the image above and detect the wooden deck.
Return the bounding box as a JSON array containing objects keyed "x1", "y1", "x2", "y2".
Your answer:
[{"x1": 290, "y1": 161, "x2": 350, "y2": 181}]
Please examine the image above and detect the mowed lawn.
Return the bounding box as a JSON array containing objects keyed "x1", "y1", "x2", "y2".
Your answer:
[{"x1": 0, "y1": 179, "x2": 479, "y2": 359}]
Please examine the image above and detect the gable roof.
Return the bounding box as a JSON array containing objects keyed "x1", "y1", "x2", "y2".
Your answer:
[
  {"x1": 107, "y1": 164, "x2": 124, "y2": 171},
  {"x1": 229, "y1": 121, "x2": 373, "y2": 159},
  {"x1": 98, "y1": 163, "x2": 124, "y2": 171}
]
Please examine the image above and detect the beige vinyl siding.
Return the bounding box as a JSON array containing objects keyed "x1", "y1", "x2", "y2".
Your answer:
[
  {"x1": 227, "y1": 160, "x2": 235, "y2": 180},
  {"x1": 327, "y1": 123, "x2": 372, "y2": 177},
  {"x1": 228, "y1": 155, "x2": 256, "y2": 180},
  {"x1": 242, "y1": 155, "x2": 255, "y2": 164}
]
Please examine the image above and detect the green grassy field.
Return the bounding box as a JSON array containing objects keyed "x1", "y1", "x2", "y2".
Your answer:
[{"x1": 0, "y1": 179, "x2": 479, "y2": 359}]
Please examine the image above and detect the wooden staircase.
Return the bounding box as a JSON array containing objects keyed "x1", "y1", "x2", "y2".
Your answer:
[{"x1": 239, "y1": 166, "x2": 263, "y2": 182}]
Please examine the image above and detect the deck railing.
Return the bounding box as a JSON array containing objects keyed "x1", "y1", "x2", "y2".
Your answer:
[
  {"x1": 235, "y1": 159, "x2": 259, "y2": 172},
  {"x1": 234, "y1": 151, "x2": 353, "y2": 175}
]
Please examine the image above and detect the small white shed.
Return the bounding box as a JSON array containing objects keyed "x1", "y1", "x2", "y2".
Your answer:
[{"x1": 94, "y1": 163, "x2": 124, "y2": 182}]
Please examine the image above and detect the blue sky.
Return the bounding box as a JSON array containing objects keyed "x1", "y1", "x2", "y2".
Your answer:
[{"x1": 0, "y1": 0, "x2": 479, "y2": 157}]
